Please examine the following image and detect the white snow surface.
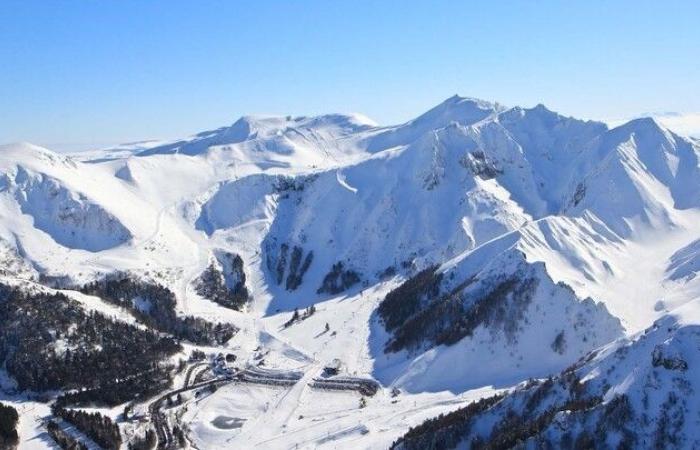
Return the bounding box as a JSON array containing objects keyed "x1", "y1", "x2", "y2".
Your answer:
[{"x1": 2, "y1": 96, "x2": 700, "y2": 449}]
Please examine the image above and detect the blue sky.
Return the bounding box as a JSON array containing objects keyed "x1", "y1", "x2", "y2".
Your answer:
[{"x1": 1, "y1": 1, "x2": 699, "y2": 150}]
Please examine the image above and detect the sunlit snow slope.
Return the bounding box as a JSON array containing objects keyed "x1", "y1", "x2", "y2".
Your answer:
[{"x1": 2, "y1": 95, "x2": 699, "y2": 449}]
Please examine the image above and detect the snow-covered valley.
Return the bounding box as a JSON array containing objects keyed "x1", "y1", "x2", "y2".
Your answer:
[{"x1": 1, "y1": 95, "x2": 700, "y2": 449}]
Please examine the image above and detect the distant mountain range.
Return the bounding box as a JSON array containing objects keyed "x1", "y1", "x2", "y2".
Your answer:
[{"x1": 1, "y1": 95, "x2": 699, "y2": 449}]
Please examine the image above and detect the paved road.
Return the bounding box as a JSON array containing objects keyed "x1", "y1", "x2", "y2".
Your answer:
[
  {"x1": 149, "y1": 375, "x2": 233, "y2": 449},
  {"x1": 184, "y1": 362, "x2": 208, "y2": 388}
]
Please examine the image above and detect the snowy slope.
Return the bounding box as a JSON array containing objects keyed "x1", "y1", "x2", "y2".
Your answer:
[
  {"x1": 392, "y1": 299, "x2": 700, "y2": 449},
  {"x1": 368, "y1": 225, "x2": 623, "y2": 391},
  {"x1": 0, "y1": 143, "x2": 205, "y2": 283},
  {"x1": 1, "y1": 95, "x2": 700, "y2": 449},
  {"x1": 138, "y1": 113, "x2": 377, "y2": 171}
]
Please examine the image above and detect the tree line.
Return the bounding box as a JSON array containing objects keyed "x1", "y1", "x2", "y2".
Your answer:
[
  {"x1": 195, "y1": 252, "x2": 250, "y2": 310},
  {"x1": 52, "y1": 405, "x2": 121, "y2": 450},
  {"x1": 0, "y1": 283, "x2": 181, "y2": 393},
  {"x1": 0, "y1": 402, "x2": 18, "y2": 449},
  {"x1": 46, "y1": 420, "x2": 87, "y2": 450},
  {"x1": 80, "y1": 274, "x2": 236, "y2": 345}
]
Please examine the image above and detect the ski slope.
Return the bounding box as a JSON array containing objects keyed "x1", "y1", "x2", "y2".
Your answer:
[{"x1": 1, "y1": 95, "x2": 699, "y2": 449}]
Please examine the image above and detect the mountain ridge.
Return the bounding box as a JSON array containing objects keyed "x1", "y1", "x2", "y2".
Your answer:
[{"x1": 1, "y1": 96, "x2": 699, "y2": 449}]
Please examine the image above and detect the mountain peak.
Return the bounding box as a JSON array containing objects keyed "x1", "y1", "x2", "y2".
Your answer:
[
  {"x1": 625, "y1": 115, "x2": 664, "y2": 128},
  {"x1": 407, "y1": 95, "x2": 504, "y2": 131},
  {"x1": 0, "y1": 141, "x2": 52, "y2": 155},
  {"x1": 445, "y1": 94, "x2": 499, "y2": 107},
  {"x1": 608, "y1": 116, "x2": 673, "y2": 142},
  {"x1": 0, "y1": 142, "x2": 74, "y2": 169},
  {"x1": 137, "y1": 111, "x2": 377, "y2": 158},
  {"x1": 531, "y1": 103, "x2": 550, "y2": 111},
  {"x1": 440, "y1": 94, "x2": 504, "y2": 113}
]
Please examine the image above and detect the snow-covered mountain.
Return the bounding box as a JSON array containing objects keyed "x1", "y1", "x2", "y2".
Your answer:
[
  {"x1": 606, "y1": 111, "x2": 700, "y2": 139},
  {"x1": 1, "y1": 95, "x2": 699, "y2": 449},
  {"x1": 391, "y1": 300, "x2": 700, "y2": 449}
]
